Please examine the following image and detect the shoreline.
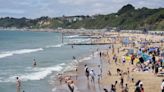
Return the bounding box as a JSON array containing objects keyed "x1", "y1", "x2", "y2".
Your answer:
[
  {"x1": 53, "y1": 49, "x2": 108, "y2": 92},
  {"x1": 0, "y1": 28, "x2": 164, "y2": 35},
  {"x1": 53, "y1": 32, "x2": 164, "y2": 92}
]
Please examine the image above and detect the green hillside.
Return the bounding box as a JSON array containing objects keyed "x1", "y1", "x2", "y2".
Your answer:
[
  {"x1": 68, "y1": 4, "x2": 164, "y2": 30},
  {"x1": 0, "y1": 4, "x2": 163, "y2": 30}
]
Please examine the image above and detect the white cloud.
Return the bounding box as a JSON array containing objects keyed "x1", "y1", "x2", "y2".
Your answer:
[
  {"x1": 0, "y1": 9, "x2": 24, "y2": 14},
  {"x1": 93, "y1": 3, "x2": 105, "y2": 7},
  {"x1": 57, "y1": 0, "x2": 99, "y2": 5},
  {"x1": 0, "y1": 0, "x2": 163, "y2": 18}
]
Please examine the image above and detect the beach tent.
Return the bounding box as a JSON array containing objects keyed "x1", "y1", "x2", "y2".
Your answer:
[{"x1": 141, "y1": 53, "x2": 152, "y2": 62}]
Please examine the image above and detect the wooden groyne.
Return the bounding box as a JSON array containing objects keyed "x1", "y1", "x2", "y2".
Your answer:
[{"x1": 67, "y1": 43, "x2": 111, "y2": 45}]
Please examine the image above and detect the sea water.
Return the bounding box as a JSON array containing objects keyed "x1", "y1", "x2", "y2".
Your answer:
[{"x1": 0, "y1": 30, "x2": 108, "y2": 92}]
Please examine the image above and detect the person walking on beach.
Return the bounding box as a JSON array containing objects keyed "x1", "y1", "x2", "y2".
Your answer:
[
  {"x1": 123, "y1": 83, "x2": 128, "y2": 92},
  {"x1": 140, "y1": 84, "x2": 144, "y2": 92},
  {"x1": 110, "y1": 84, "x2": 116, "y2": 92},
  {"x1": 90, "y1": 69, "x2": 96, "y2": 83},
  {"x1": 113, "y1": 55, "x2": 118, "y2": 65},
  {"x1": 97, "y1": 65, "x2": 102, "y2": 83},
  {"x1": 161, "y1": 79, "x2": 164, "y2": 92},
  {"x1": 84, "y1": 64, "x2": 90, "y2": 80},
  {"x1": 131, "y1": 54, "x2": 135, "y2": 65},
  {"x1": 154, "y1": 63, "x2": 159, "y2": 75},
  {"x1": 99, "y1": 52, "x2": 102, "y2": 58},
  {"x1": 98, "y1": 65, "x2": 102, "y2": 77},
  {"x1": 135, "y1": 80, "x2": 143, "y2": 92},
  {"x1": 16, "y1": 77, "x2": 21, "y2": 92},
  {"x1": 120, "y1": 74, "x2": 124, "y2": 88}
]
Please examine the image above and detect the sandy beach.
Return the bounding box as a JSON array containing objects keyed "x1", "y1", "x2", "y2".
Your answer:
[{"x1": 54, "y1": 31, "x2": 164, "y2": 92}]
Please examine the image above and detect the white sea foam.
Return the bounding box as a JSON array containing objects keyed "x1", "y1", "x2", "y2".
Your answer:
[
  {"x1": 0, "y1": 65, "x2": 63, "y2": 82},
  {"x1": 69, "y1": 38, "x2": 90, "y2": 43},
  {"x1": 79, "y1": 55, "x2": 92, "y2": 62},
  {"x1": 0, "y1": 48, "x2": 43, "y2": 59},
  {"x1": 0, "y1": 53, "x2": 13, "y2": 58},
  {"x1": 64, "y1": 35, "x2": 79, "y2": 38},
  {"x1": 45, "y1": 43, "x2": 65, "y2": 48},
  {"x1": 62, "y1": 55, "x2": 92, "y2": 72}
]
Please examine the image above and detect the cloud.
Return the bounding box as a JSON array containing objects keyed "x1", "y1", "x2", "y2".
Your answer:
[
  {"x1": 57, "y1": 0, "x2": 99, "y2": 5},
  {"x1": 0, "y1": 9, "x2": 24, "y2": 14},
  {"x1": 0, "y1": 0, "x2": 163, "y2": 18}
]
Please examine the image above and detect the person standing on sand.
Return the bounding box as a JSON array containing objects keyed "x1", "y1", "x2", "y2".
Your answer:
[
  {"x1": 99, "y1": 51, "x2": 102, "y2": 58},
  {"x1": 152, "y1": 54, "x2": 156, "y2": 64},
  {"x1": 84, "y1": 64, "x2": 90, "y2": 80},
  {"x1": 16, "y1": 77, "x2": 21, "y2": 92},
  {"x1": 140, "y1": 84, "x2": 144, "y2": 92},
  {"x1": 131, "y1": 54, "x2": 135, "y2": 65},
  {"x1": 98, "y1": 65, "x2": 102, "y2": 77},
  {"x1": 97, "y1": 65, "x2": 102, "y2": 83},
  {"x1": 154, "y1": 63, "x2": 159, "y2": 75},
  {"x1": 123, "y1": 83, "x2": 128, "y2": 92},
  {"x1": 135, "y1": 80, "x2": 143, "y2": 92},
  {"x1": 110, "y1": 84, "x2": 116, "y2": 92},
  {"x1": 161, "y1": 79, "x2": 164, "y2": 92},
  {"x1": 120, "y1": 74, "x2": 124, "y2": 88},
  {"x1": 115, "y1": 56, "x2": 118, "y2": 65},
  {"x1": 89, "y1": 69, "x2": 96, "y2": 83}
]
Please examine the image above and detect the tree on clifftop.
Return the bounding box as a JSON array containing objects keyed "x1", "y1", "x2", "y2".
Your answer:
[{"x1": 118, "y1": 4, "x2": 135, "y2": 14}]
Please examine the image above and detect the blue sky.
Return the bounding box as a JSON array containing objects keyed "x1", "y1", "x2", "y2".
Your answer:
[{"x1": 0, "y1": 0, "x2": 163, "y2": 18}]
